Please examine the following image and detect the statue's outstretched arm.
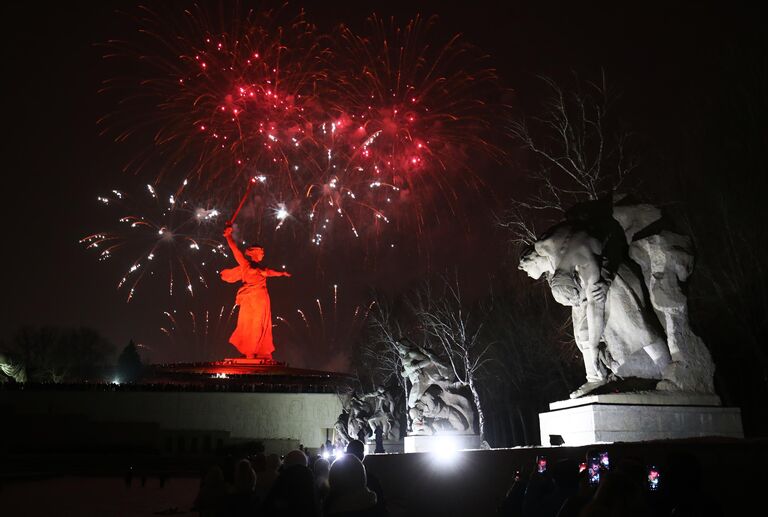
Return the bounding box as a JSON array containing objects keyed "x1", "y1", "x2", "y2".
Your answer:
[
  {"x1": 223, "y1": 227, "x2": 248, "y2": 267},
  {"x1": 262, "y1": 268, "x2": 291, "y2": 277}
]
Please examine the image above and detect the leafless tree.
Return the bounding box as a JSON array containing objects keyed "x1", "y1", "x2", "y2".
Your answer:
[
  {"x1": 503, "y1": 72, "x2": 639, "y2": 244},
  {"x1": 411, "y1": 276, "x2": 494, "y2": 440},
  {"x1": 360, "y1": 296, "x2": 409, "y2": 407}
]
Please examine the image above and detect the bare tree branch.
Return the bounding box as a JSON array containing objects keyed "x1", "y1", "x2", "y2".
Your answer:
[{"x1": 502, "y1": 72, "x2": 640, "y2": 255}]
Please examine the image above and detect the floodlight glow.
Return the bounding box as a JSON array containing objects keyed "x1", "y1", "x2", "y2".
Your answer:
[
  {"x1": 321, "y1": 451, "x2": 330, "y2": 460},
  {"x1": 433, "y1": 436, "x2": 458, "y2": 462},
  {"x1": 334, "y1": 449, "x2": 344, "y2": 459}
]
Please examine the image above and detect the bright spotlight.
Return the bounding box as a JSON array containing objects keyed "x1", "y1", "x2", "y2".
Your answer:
[
  {"x1": 334, "y1": 449, "x2": 344, "y2": 460},
  {"x1": 321, "y1": 451, "x2": 330, "y2": 460},
  {"x1": 433, "y1": 436, "x2": 458, "y2": 462}
]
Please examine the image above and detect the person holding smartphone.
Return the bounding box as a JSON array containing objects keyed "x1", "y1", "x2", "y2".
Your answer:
[
  {"x1": 557, "y1": 452, "x2": 603, "y2": 517},
  {"x1": 520, "y1": 456, "x2": 558, "y2": 516},
  {"x1": 498, "y1": 466, "x2": 527, "y2": 516},
  {"x1": 536, "y1": 455, "x2": 548, "y2": 474}
]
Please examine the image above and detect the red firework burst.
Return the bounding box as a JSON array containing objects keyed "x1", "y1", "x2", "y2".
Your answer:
[
  {"x1": 100, "y1": 3, "x2": 328, "y2": 201},
  {"x1": 324, "y1": 14, "x2": 510, "y2": 234},
  {"x1": 99, "y1": 6, "x2": 510, "y2": 250}
]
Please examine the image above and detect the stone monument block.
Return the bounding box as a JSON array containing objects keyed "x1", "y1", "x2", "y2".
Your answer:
[
  {"x1": 539, "y1": 393, "x2": 744, "y2": 446},
  {"x1": 404, "y1": 433, "x2": 482, "y2": 453}
]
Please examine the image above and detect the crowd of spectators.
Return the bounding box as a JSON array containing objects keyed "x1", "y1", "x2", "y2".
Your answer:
[
  {"x1": 192, "y1": 439, "x2": 387, "y2": 516},
  {"x1": 191, "y1": 443, "x2": 723, "y2": 516},
  {"x1": 498, "y1": 449, "x2": 725, "y2": 517}
]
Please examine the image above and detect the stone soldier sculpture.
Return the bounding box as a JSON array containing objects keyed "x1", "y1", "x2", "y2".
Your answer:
[
  {"x1": 395, "y1": 340, "x2": 476, "y2": 434},
  {"x1": 519, "y1": 197, "x2": 715, "y2": 398}
]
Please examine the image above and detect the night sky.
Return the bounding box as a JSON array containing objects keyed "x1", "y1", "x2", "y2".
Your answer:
[{"x1": 3, "y1": 0, "x2": 763, "y2": 370}]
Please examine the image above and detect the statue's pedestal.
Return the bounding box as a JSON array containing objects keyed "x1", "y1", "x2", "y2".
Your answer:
[
  {"x1": 222, "y1": 357, "x2": 281, "y2": 366},
  {"x1": 404, "y1": 433, "x2": 482, "y2": 453},
  {"x1": 539, "y1": 392, "x2": 744, "y2": 446},
  {"x1": 365, "y1": 438, "x2": 404, "y2": 454}
]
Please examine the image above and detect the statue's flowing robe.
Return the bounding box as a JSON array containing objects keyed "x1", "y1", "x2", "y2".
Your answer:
[{"x1": 221, "y1": 265, "x2": 274, "y2": 358}]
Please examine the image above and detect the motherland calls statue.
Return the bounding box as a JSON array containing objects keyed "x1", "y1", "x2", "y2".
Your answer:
[
  {"x1": 519, "y1": 197, "x2": 716, "y2": 399},
  {"x1": 221, "y1": 226, "x2": 291, "y2": 360},
  {"x1": 395, "y1": 340, "x2": 476, "y2": 435}
]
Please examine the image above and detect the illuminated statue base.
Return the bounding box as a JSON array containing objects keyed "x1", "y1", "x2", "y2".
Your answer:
[
  {"x1": 223, "y1": 357, "x2": 281, "y2": 366},
  {"x1": 365, "y1": 437, "x2": 404, "y2": 455},
  {"x1": 145, "y1": 359, "x2": 352, "y2": 382},
  {"x1": 404, "y1": 433, "x2": 482, "y2": 454},
  {"x1": 539, "y1": 393, "x2": 744, "y2": 446}
]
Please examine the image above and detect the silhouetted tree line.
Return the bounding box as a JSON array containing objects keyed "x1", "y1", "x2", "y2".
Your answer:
[
  {"x1": 0, "y1": 326, "x2": 114, "y2": 383},
  {"x1": 0, "y1": 327, "x2": 150, "y2": 385},
  {"x1": 116, "y1": 339, "x2": 144, "y2": 382}
]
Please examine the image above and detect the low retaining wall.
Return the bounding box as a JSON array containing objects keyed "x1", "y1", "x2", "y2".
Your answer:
[{"x1": 0, "y1": 389, "x2": 342, "y2": 455}]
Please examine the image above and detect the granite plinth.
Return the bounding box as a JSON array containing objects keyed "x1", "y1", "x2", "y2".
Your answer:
[
  {"x1": 364, "y1": 438, "x2": 404, "y2": 454},
  {"x1": 539, "y1": 393, "x2": 743, "y2": 446},
  {"x1": 222, "y1": 357, "x2": 280, "y2": 366},
  {"x1": 404, "y1": 433, "x2": 482, "y2": 453},
  {"x1": 549, "y1": 391, "x2": 722, "y2": 410}
]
